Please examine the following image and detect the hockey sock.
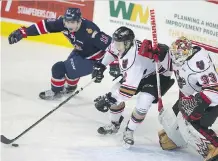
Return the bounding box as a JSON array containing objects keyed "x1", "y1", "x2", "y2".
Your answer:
[
  {"x1": 51, "y1": 77, "x2": 65, "y2": 93},
  {"x1": 109, "y1": 102, "x2": 125, "y2": 123},
  {"x1": 65, "y1": 75, "x2": 80, "y2": 88},
  {"x1": 127, "y1": 108, "x2": 146, "y2": 131}
]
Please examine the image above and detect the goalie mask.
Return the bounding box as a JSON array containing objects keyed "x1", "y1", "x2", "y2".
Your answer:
[
  {"x1": 170, "y1": 36, "x2": 193, "y2": 67},
  {"x1": 112, "y1": 26, "x2": 135, "y2": 58}
]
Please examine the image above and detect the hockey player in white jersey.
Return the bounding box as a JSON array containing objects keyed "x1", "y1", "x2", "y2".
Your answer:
[
  {"x1": 154, "y1": 37, "x2": 218, "y2": 161},
  {"x1": 91, "y1": 26, "x2": 174, "y2": 146}
]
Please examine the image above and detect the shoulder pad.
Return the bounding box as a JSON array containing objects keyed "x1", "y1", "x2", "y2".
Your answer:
[{"x1": 187, "y1": 47, "x2": 211, "y2": 72}]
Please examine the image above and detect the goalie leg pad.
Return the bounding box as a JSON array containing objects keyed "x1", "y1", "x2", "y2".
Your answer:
[
  {"x1": 204, "y1": 145, "x2": 218, "y2": 161},
  {"x1": 177, "y1": 113, "x2": 212, "y2": 158},
  {"x1": 158, "y1": 129, "x2": 178, "y2": 150},
  {"x1": 172, "y1": 99, "x2": 180, "y2": 116},
  {"x1": 158, "y1": 105, "x2": 187, "y2": 148}
]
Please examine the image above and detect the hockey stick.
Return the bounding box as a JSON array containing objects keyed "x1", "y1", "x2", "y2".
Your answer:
[
  {"x1": 150, "y1": 9, "x2": 163, "y2": 112},
  {"x1": 149, "y1": 9, "x2": 187, "y2": 148},
  {"x1": 1, "y1": 79, "x2": 95, "y2": 145}
]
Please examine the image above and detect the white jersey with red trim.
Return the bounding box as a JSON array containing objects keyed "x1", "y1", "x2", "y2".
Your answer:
[
  {"x1": 102, "y1": 39, "x2": 156, "y2": 103},
  {"x1": 164, "y1": 46, "x2": 218, "y2": 106}
]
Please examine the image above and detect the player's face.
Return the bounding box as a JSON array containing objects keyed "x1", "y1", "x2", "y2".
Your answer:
[
  {"x1": 114, "y1": 41, "x2": 125, "y2": 55},
  {"x1": 64, "y1": 20, "x2": 79, "y2": 32}
]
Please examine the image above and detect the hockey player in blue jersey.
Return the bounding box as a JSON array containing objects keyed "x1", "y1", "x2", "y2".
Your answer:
[{"x1": 8, "y1": 8, "x2": 120, "y2": 100}]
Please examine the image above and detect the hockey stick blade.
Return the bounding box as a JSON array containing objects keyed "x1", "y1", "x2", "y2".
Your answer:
[
  {"x1": 1, "y1": 79, "x2": 95, "y2": 145},
  {"x1": 1, "y1": 135, "x2": 14, "y2": 144}
]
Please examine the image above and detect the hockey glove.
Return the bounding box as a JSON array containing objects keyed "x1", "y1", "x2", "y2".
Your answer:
[
  {"x1": 139, "y1": 39, "x2": 153, "y2": 58},
  {"x1": 109, "y1": 61, "x2": 121, "y2": 78},
  {"x1": 152, "y1": 44, "x2": 169, "y2": 62},
  {"x1": 94, "y1": 92, "x2": 117, "y2": 112},
  {"x1": 178, "y1": 92, "x2": 211, "y2": 122},
  {"x1": 139, "y1": 40, "x2": 169, "y2": 62},
  {"x1": 8, "y1": 27, "x2": 27, "y2": 44},
  {"x1": 92, "y1": 62, "x2": 106, "y2": 83}
]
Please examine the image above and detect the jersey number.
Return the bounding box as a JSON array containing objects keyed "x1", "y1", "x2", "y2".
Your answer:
[
  {"x1": 201, "y1": 72, "x2": 217, "y2": 85},
  {"x1": 100, "y1": 34, "x2": 108, "y2": 44}
]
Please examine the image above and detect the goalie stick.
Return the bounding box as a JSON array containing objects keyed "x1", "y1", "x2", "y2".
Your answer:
[
  {"x1": 150, "y1": 9, "x2": 163, "y2": 112},
  {"x1": 149, "y1": 9, "x2": 186, "y2": 148},
  {"x1": 1, "y1": 79, "x2": 94, "y2": 145}
]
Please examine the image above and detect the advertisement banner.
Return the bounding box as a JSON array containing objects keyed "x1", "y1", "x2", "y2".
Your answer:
[
  {"x1": 93, "y1": 0, "x2": 152, "y2": 39},
  {"x1": 160, "y1": 1, "x2": 218, "y2": 49},
  {"x1": 155, "y1": 0, "x2": 218, "y2": 63},
  {"x1": 1, "y1": 0, "x2": 95, "y2": 22},
  {"x1": 94, "y1": 0, "x2": 218, "y2": 52}
]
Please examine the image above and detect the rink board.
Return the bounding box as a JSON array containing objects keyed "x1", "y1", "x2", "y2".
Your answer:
[
  {"x1": 0, "y1": 0, "x2": 94, "y2": 48},
  {"x1": 0, "y1": 21, "x2": 73, "y2": 48}
]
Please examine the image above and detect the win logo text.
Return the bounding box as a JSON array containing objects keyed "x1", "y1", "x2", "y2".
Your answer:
[{"x1": 109, "y1": 0, "x2": 149, "y2": 24}]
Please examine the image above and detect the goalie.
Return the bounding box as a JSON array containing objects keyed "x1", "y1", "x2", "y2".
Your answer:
[{"x1": 154, "y1": 37, "x2": 218, "y2": 161}]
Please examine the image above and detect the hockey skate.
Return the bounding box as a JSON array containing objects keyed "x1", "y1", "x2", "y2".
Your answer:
[
  {"x1": 123, "y1": 127, "x2": 134, "y2": 148},
  {"x1": 64, "y1": 85, "x2": 77, "y2": 95},
  {"x1": 39, "y1": 85, "x2": 77, "y2": 100},
  {"x1": 39, "y1": 90, "x2": 63, "y2": 100},
  {"x1": 98, "y1": 116, "x2": 124, "y2": 135}
]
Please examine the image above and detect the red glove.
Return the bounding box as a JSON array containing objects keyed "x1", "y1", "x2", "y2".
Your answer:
[
  {"x1": 138, "y1": 39, "x2": 153, "y2": 59},
  {"x1": 139, "y1": 40, "x2": 169, "y2": 62}
]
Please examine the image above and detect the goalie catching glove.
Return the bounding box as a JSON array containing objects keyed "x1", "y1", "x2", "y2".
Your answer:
[{"x1": 178, "y1": 92, "x2": 211, "y2": 122}]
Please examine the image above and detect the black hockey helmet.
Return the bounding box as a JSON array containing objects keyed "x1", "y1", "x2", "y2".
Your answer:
[
  {"x1": 112, "y1": 27, "x2": 135, "y2": 57},
  {"x1": 64, "y1": 8, "x2": 81, "y2": 22},
  {"x1": 112, "y1": 26, "x2": 135, "y2": 43}
]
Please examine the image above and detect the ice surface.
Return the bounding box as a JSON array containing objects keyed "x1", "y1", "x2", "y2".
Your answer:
[{"x1": 1, "y1": 37, "x2": 217, "y2": 161}]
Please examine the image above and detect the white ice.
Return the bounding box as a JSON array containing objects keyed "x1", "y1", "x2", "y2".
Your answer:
[{"x1": 1, "y1": 37, "x2": 217, "y2": 161}]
